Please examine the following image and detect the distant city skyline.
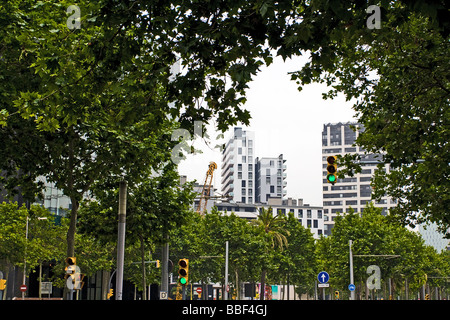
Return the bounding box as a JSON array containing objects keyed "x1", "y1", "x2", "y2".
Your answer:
[{"x1": 178, "y1": 53, "x2": 356, "y2": 207}]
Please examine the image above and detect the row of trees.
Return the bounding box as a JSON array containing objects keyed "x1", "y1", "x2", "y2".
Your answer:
[
  {"x1": 169, "y1": 206, "x2": 316, "y2": 299},
  {"x1": 2, "y1": 185, "x2": 448, "y2": 300},
  {"x1": 316, "y1": 203, "x2": 450, "y2": 300}
]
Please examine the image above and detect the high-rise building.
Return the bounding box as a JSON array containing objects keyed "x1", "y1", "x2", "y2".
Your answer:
[
  {"x1": 322, "y1": 122, "x2": 397, "y2": 236},
  {"x1": 221, "y1": 127, "x2": 256, "y2": 204},
  {"x1": 255, "y1": 154, "x2": 287, "y2": 203}
]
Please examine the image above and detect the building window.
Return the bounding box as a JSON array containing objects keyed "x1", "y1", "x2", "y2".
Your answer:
[
  {"x1": 241, "y1": 197, "x2": 246, "y2": 203},
  {"x1": 323, "y1": 201, "x2": 343, "y2": 206},
  {"x1": 307, "y1": 210, "x2": 312, "y2": 218},
  {"x1": 242, "y1": 188, "x2": 246, "y2": 195},
  {"x1": 298, "y1": 209, "x2": 303, "y2": 218},
  {"x1": 307, "y1": 219, "x2": 312, "y2": 228},
  {"x1": 313, "y1": 219, "x2": 318, "y2": 228},
  {"x1": 242, "y1": 156, "x2": 246, "y2": 163},
  {"x1": 238, "y1": 147, "x2": 242, "y2": 155},
  {"x1": 248, "y1": 164, "x2": 253, "y2": 171},
  {"x1": 270, "y1": 185, "x2": 275, "y2": 193},
  {"x1": 241, "y1": 180, "x2": 246, "y2": 187},
  {"x1": 318, "y1": 210, "x2": 322, "y2": 219},
  {"x1": 238, "y1": 164, "x2": 242, "y2": 171}
]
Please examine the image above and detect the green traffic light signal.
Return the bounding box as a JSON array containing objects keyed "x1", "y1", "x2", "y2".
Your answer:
[
  {"x1": 178, "y1": 258, "x2": 189, "y2": 285},
  {"x1": 326, "y1": 156, "x2": 337, "y2": 185}
]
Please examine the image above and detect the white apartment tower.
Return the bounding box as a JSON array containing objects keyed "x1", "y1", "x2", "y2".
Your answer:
[
  {"x1": 255, "y1": 154, "x2": 287, "y2": 203},
  {"x1": 322, "y1": 122, "x2": 397, "y2": 236},
  {"x1": 221, "y1": 128, "x2": 256, "y2": 204}
]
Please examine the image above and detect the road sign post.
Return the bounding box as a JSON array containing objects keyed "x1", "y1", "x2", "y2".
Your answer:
[
  {"x1": 160, "y1": 291, "x2": 168, "y2": 300},
  {"x1": 349, "y1": 240, "x2": 355, "y2": 300},
  {"x1": 318, "y1": 271, "x2": 329, "y2": 300},
  {"x1": 20, "y1": 284, "x2": 27, "y2": 300}
]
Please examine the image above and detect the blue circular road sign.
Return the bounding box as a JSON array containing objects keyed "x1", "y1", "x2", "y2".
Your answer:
[
  {"x1": 318, "y1": 271, "x2": 329, "y2": 284},
  {"x1": 348, "y1": 284, "x2": 355, "y2": 291}
]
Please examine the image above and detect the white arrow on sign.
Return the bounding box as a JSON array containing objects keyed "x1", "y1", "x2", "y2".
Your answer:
[{"x1": 318, "y1": 271, "x2": 329, "y2": 284}]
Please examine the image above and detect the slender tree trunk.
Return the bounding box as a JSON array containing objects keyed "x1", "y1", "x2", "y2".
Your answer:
[
  {"x1": 260, "y1": 270, "x2": 266, "y2": 300},
  {"x1": 235, "y1": 269, "x2": 239, "y2": 300},
  {"x1": 140, "y1": 236, "x2": 147, "y2": 300},
  {"x1": 66, "y1": 130, "x2": 79, "y2": 258},
  {"x1": 66, "y1": 197, "x2": 79, "y2": 257}
]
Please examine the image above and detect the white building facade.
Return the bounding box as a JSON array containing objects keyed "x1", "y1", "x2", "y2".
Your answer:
[
  {"x1": 322, "y1": 122, "x2": 397, "y2": 236},
  {"x1": 221, "y1": 128, "x2": 256, "y2": 204},
  {"x1": 255, "y1": 154, "x2": 287, "y2": 203},
  {"x1": 214, "y1": 197, "x2": 324, "y2": 239}
]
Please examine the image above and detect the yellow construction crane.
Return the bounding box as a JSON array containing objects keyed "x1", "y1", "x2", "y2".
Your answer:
[{"x1": 196, "y1": 161, "x2": 218, "y2": 215}]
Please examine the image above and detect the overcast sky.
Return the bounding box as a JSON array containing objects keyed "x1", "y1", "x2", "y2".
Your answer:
[{"x1": 178, "y1": 54, "x2": 357, "y2": 207}]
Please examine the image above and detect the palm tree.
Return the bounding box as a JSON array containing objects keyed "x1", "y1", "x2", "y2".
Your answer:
[{"x1": 252, "y1": 207, "x2": 289, "y2": 300}]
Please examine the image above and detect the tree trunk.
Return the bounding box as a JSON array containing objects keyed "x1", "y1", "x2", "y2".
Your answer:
[
  {"x1": 260, "y1": 270, "x2": 266, "y2": 300},
  {"x1": 235, "y1": 269, "x2": 239, "y2": 300},
  {"x1": 66, "y1": 197, "x2": 79, "y2": 257},
  {"x1": 140, "y1": 236, "x2": 147, "y2": 300}
]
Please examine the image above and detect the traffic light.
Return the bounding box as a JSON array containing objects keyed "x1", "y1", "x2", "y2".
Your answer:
[
  {"x1": 107, "y1": 288, "x2": 113, "y2": 299},
  {"x1": 334, "y1": 290, "x2": 340, "y2": 300},
  {"x1": 65, "y1": 257, "x2": 76, "y2": 266},
  {"x1": 156, "y1": 260, "x2": 160, "y2": 268},
  {"x1": 0, "y1": 279, "x2": 6, "y2": 290},
  {"x1": 178, "y1": 259, "x2": 189, "y2": 285},
  {"x1": 425, "y1": 293, "x2": 430, "y2": 300},
  {"x1": 326, "y1": 156, "x2": 337, "y2": 185},
  {"x1": 65, "y1": 257, "x2": 76, "y2": 275}
]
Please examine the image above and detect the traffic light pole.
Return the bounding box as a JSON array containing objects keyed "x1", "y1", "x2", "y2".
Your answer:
[
  {"x1": 116, "y1": 181, "x2": 127, "y2": 300},
  {"x1": 182, "y1": 285, "x2": 186, "y2": 300},
  {"x1": 224, "y1": 241, "x2": 229, "y2": 300},
  {"x1": 160, "y1": 241, "x2": 169, "y2": 299}
]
